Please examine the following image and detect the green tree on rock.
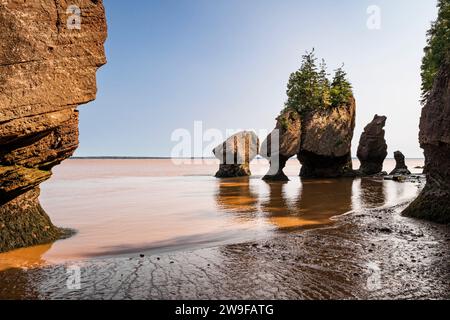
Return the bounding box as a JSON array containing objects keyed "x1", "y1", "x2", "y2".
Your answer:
[
  {"x1": 285, "y1": 50, "x2": 321, "y2": 114},
  {"x1": 318, "y1": 59, "x2": 331, "y2": 108},
  {"x1": 421, "y1": 0, "x2": 450, "y2": 103},
  {"x1": 330, "y1": 66, "x2": 353, "y2": 107},
  {"x1": 284, "y1": 49, "x2": 353, "y2": 113}
]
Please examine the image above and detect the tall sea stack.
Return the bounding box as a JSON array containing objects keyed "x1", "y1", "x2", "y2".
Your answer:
[
  {"x1": 298, "y1": 97, "x2": 356, "y2": 178},
  {"x1": 356, "y1": 115, "x2": 388, "y2": 175},
  {"x1": 0, "y1": 1, "x2": 107, "y2": 252}
]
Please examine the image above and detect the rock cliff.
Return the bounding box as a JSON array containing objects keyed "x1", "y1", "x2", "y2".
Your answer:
[
  {"x1": 298, "y1": 97, "x2": 356, "y2": 178},
  {"x1": 403, "y1": 58, "x2": 450, "y2": 224},
  {"x1": 0, "y1": 0, "x2": 107, "y2": 252},
  {"x1": 356, "y1": 115, "x2": 388, "y2": 175}
]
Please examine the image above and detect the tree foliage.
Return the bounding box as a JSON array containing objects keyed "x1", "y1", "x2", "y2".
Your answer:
[
  {"x1": 421, "y1": 0, "x2": 450, "y2": 103},
  {"x1": 330, "y1": 66, "x2": 353, "y2": 108},
  {"x1": 285, "y1": 49, "x2": 353, "y2": 114}
]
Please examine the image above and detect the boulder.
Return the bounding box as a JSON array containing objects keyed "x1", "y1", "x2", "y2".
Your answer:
[
  {"x1": 403, "y1": 58, "x2": 450, "y2": 224},
  {"x1": 298, "y1": 97, "x2": 356, "y2": 178},
  {"x1": 260, "y1": 109, "x2": 301, "y2": 181},
  {"x1": 356, "y1": 115, "x2": 388, "y2": 175},
  {"x1": 389, "y1": 151, "x2": 411, "y2": 175},
  {"x1": 213, "y1": 131, "x2": 259, "y2": 178},
  {"x1": 0, "y1": 0, "x2": 107, "y2": 252}
]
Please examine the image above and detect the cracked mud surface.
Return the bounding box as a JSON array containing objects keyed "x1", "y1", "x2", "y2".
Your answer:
[{"x1": 0, "y1": 200, "x2": 448, "y2": 300}]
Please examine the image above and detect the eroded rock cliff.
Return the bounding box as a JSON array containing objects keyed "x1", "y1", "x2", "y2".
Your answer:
[
  {"x1": 0, "y1": 0, "x2": 107, "y2": 252},
  {"x1": 403, "y1": 59, "x2": 450, "y2": 224}
]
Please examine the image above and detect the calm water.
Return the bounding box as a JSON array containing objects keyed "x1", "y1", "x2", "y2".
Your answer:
[{"x1": 0, "y1": 158, "x2": 424, "y2": 270}]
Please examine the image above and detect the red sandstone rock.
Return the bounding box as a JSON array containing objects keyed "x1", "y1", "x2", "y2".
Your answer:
[{"x1": 0, "y1": 0, "x2": 107, "y2": 252}]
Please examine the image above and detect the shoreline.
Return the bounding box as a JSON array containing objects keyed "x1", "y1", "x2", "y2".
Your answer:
[{"x1": 1, "y1": 185, "x2": 448, "y2": 300}]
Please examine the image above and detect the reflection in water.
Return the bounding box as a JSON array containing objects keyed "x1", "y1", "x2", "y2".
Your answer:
[
  {"x1": 0, "y1": 159, "x2": 423, "y2": 273},
  {"x1": 292, "y1": 179, "x2": 354, "y2": 226},
  {"x1": 359, "y1": 178, "x2": 386, "y2": 208},
  {"x1": 260, "y1": 181, "x2": 291, "y2": 214},
  {"x1": 215, "y1": 178, "x2": 258, "y2": 219},
  {"x1": 0, "y1": 243, "x2": 53, "y2": 272},
  {"x1": 216, "y1": 177, "x2": 354, "y2": 230}
]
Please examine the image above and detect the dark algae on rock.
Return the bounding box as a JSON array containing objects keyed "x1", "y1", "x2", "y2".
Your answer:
[{"x1": 0, "y1": 0, "x2": 107, "y2": 252}]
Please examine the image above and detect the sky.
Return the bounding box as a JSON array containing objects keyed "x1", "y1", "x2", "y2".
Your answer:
[{"x1": 76, "y1": 0, "x2": 439, "y2": 158}]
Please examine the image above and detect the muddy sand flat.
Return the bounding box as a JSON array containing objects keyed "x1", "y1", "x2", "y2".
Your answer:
[{"x1": 1, "y1": 199, "x2": 448, "y2": 300}]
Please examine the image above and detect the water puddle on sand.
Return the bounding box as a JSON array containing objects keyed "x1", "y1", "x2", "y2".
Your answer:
[{"x1": 0, "y1": 159, "x2": 423, "y2": 271}]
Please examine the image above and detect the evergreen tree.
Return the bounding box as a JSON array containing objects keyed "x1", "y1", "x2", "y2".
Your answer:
[
  {"x1": 318, "y1": 59, "x2": 331, "y2": 107},
  {"x1": 285, "y1": 50, "x2": 321, "y2": 113},
  {"x1": 330, "y1": 65, "x2": 353, "y2": 107},
  {"x1": 284, "y1": 50, "x2": 353, "y2": 113},
  {"x1": 421, "y1": 0, "x2": 450, "y2": 103}
]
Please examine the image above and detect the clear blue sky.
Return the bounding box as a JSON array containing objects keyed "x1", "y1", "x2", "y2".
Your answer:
[{"x1": 76, "y1": 0, "x2": 438, "y2": 158}]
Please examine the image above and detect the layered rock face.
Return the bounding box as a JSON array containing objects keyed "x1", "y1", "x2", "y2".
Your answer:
[
  {"x1": 298, "y1": 97, "x2": 356, "y2": 178},
  {"x1": 389, "y1": 151, "x2": 411, "y2": 175},
  {"x1": 404, "y1": 59, "x2": 450, "y2": 224},
  {"x1": 0, "y1": 1, "x2": 107, "y2": 252},
  {"x1": 260, "y1": 110, "x2": 301, "y2": 181},
  {"x1": 213, "y1": 131, "x2": 259, "y2": 178},
  {"x1": 356, "y1": 115, "x2": 388, "y2": 175}
]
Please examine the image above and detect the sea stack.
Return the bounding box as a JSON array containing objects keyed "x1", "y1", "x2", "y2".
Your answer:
[
  {"x1": 261, "y1": 109, "x2": 301, "y2": 181},
  {"x1": 389, "y1": 151, "x2": 411, "y2": 175},
  {"x1": 403, "y1": 58, "x2": 450, "y2": 224},
  {"x1": 213, "y1": 131, "x2": 259, "y2": 178},
  {"x1": 0, "y1": 1, "x2": 107, "y2": 253},
  {"x1": 298, "y1": 97, "x2": 356, "y2": 178},
  {"x1": 356, "y1": 115, "x2": 388, "y2": 175}
]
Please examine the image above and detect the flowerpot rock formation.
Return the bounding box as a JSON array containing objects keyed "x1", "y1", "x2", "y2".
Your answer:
[
  {"x1": 389, "y1": 151, "x2": 411, "y2": 175},
  {"x1": 356, "y1": 115, "x2": 388, "y2": 175},
  {"x1": 213, "y1": 131, "x2": 259, "y2": 178},
  {"x1": 0, "y1": 0, "x2": 107, "y2": 253},
  {"x1": 298, "y1": 97, "x2": 357, "y2": 178},
  {"x1": 260, "y1": 110, "x2": 301, "y2": 181},
  {"x1": 403, "y1": 58, "x2": 450, "y2": 224}
]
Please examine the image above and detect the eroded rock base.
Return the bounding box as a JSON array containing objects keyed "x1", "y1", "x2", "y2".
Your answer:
[
  {"x1": 0, "y1": 189, "x2": 66, "y2": 253},
  {"x1": 215, "y1": 164, "x2": 251, "y2": 178},
  {"x1": 403, "y1": 190, "x2": 450, "y2": 224},
  {"x1": 298, "y1": 152, "x2": 354, "y2": 178},
  {"x1": 262, "y1": 157, "x2": 289, "y2": 181}
]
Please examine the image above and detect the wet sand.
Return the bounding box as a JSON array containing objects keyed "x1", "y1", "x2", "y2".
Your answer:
[
  {"x1": 1, "y1": 159, "x2": 449, "y2": 299},
  {"x1": 0, "y1": 196, "x2": 448, "y2": 299}
]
